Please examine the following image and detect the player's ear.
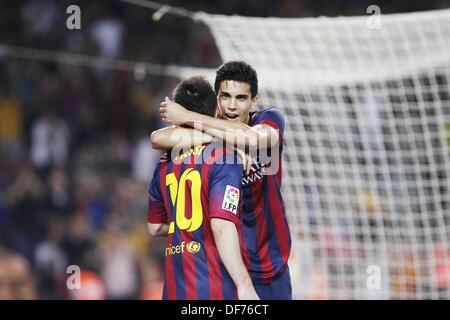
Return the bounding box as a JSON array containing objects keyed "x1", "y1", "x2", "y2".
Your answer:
[{"x1": 251, "y1": 95, "x2": 259, "y2": 107}]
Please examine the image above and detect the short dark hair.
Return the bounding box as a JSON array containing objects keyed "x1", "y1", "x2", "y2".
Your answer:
[
  {"x1": 172, "y1": 76, "x2": 216, "y2": 117},
  {"x1": 214, "y1": 60, "x2": 258, "y2": 98}
]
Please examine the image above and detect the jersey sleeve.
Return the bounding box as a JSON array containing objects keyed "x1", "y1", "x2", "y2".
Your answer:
[
  {"x1": 253, "y1": 107, "x2": 285, "y2": 140},
  {"x1": 147, "y1": 163, "x2": 167, "y2": 224},
  {"x1": 208, "y1": 154, "x2": 243, "y2": 226}
]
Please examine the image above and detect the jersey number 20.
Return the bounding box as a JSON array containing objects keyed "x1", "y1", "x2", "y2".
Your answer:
[{"x1": 165, "y1": 168, "x2": 203, "y2": 234}]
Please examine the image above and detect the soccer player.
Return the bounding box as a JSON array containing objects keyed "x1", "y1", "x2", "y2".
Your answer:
[
  {"x1": 152, "y1": 61, "x2": 292, "y2": 300},
  {"x1": 147, "y1": 76, "x2": 258, "y2": 300}
]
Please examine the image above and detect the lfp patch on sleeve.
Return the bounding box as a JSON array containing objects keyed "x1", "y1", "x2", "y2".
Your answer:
[{"x1": 221, "y1": 185, "x2": 240, "y2": 214}]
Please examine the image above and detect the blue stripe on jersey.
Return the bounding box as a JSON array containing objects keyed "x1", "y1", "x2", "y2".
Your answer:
[
  {"x1": 162, "y1": 277, "x2": 167, "y2": 300},
  {"x1": 193, "y1": 224, "x2": 210, "y2": 299},
  {"x1": 242, "y1": 186, "x2": 263, "y2": 275}
]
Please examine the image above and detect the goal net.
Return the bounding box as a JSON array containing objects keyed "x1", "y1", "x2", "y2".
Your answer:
[{"x1": 195, "y1": 9, "x2": 450, "y2": 299}]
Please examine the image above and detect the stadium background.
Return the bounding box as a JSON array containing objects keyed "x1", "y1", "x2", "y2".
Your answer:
[{"x1": 1, "y1": 0, "x2": 450, "y2": 299}]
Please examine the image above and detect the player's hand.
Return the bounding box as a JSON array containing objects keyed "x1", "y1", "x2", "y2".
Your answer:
[
  {"x1": 235, "y1": 148, "x2": 253, "y2": 176},
  {"x1": 237, "y1": 286, "x2": 260, "y2": 300},
  {"x1": 160, "y1": 97, "x2": 190, "y2": 126}
]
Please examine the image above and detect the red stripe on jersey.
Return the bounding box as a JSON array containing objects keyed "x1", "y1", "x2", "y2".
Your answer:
[
  {"x1": 160, "y1": 162, "x2": 176, "y2": 300},
  {"x1": 258, "y1": 119, "x2": 281, "y2": 138},
  {"x1": 268, "y1": 175, "x2": 290, "y2": 266}
]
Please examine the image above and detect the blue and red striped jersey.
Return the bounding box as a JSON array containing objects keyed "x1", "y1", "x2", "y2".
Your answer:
[
  {"x1": 148, "y1": 144, "x2": 243, "y2": 300},
  {"x1": 240, "y1": 107, "x2": 292, "y2": 284}
]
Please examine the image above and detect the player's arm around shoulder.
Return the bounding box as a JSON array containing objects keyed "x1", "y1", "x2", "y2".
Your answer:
[
  {"x1": 189, "y1": 111, "x2": 278, "y2": 151},
  {"x1": 150, "y1": 125, "x2": 215, "y2": 150}
]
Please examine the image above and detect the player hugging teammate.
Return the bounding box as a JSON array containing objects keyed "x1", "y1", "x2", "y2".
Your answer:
[{"x1": 149, "y1": 61, "x2": 292, "y2": 300}]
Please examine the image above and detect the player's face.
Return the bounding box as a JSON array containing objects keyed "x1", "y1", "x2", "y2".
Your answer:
[{"x1": 217, "y1": 80, "x2": 259, "y2": 124}]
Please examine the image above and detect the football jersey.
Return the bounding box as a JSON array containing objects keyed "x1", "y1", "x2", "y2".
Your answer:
[
  {"x1": 148, "y1": 144, "x2": 243, "y2": 299},
  {"x1": 240, "y1": 107, "x2": 292, "y2": 284}
]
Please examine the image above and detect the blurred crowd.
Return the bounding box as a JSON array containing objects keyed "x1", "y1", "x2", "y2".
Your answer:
[
  {"x1": 0, "y1": 0, "x2": 185, "y2": 300},
  {"x1": 1, "y1": 0, "x2": 450, "y2": 300}
]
